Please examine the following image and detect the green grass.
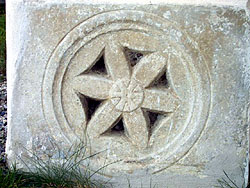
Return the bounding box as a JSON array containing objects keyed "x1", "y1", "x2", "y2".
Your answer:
[
  {"x1": 0, "y1": 6, "x2": 6, "y2": 76},
  {"x1": 126, "y1": 178, "x2": 158, "y2": 188},
  {"x1": 0, "y1": 165, "x2": 28, "y2": 188},
  {"x1": 1, "y1": 145, "x2": 249, "y2": 188},
  {"x1": 0, "y1": 142, "x2": 111, "y2": 188},
  {"x1": 216, "y1": 170, "x2": 249, "y2": 188}
]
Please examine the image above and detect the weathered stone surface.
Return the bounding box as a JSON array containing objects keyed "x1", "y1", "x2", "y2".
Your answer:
[{"x1": 6, "y1": 0, "x2": 250, "y2": 187}]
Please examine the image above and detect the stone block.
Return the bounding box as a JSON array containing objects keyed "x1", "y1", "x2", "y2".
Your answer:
[{"x1": 6, "y1": 0, "x2": 250, "y2": 187}]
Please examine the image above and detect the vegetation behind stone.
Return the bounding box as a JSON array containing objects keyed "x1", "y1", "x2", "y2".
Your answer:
[
  {"x1": 0, "y1": 143, "x2": 111, "y2": 188},
  {"x1": 0, "y1": 5, "x2": 6, "y2": 75}
]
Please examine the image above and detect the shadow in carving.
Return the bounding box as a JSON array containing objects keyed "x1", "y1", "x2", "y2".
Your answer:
[
  {"x1": 111, "y1": 117, "x2": 125, "y2": 132},
  {"x1": 84, "y1": 52, "x2": 107, "y2": 75},
  {"x1": 79, "y1": 94, "x2": 104, "y2": 123},
  {"x1": 143, "y1": 109, "x2": 167, "y2": 138},
  {"x1": 151, "y1": 71, "x2": 169, "y2": 88},
  {"x1": 124, "y1": 47, "x2": 144, "y2": 67},
  {"x1": 101, "y1": 116, "x2": 125, "y2": 136}
]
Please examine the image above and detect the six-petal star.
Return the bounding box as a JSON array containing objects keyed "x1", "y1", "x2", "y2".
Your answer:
[{"x1": 73, "y1": 43, "x2": 180, "y2": 148}]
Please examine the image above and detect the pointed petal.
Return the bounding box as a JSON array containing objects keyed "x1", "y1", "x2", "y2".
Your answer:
[
  {"x1": 72, "y1": 74, "x2": 113, "y2": 100},
  {"x1": 132, "y1": 52, "x2": 167, "y2": 88},
  {"x1": 62, "y1": 89, "x2": 87, "y2": 138},
  {"x1": 117, "y1": 31, "x2": 162, "y2": 52},
  {"x1": 123, "y1": 108, "x2": 149, "y2": 148},
  {"x1": 87, "y1": 100, "x2": 122, "y2": 138},
  {"x1": 105, "y1": 42, "x2": 131, "y2": 80},
  {"x1": 142, "y1": 88, "x2": 180, "y2": 113},
  {"x1": 70, "y1": 40, "x2": 105, "y2": 76}
]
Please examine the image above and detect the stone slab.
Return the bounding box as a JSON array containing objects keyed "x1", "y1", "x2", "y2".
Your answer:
[{"x1": 6, "y1": 0, "x2": 250, "y2": 187}]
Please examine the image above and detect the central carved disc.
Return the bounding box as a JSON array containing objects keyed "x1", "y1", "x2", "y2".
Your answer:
[{"x1": 110, "y1": 78, "x2": 144, "y2": 112}]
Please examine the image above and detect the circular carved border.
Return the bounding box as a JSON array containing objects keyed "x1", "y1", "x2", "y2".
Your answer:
[{"x1": 42, "y1": 10, "x2": 211, "y2": 174}]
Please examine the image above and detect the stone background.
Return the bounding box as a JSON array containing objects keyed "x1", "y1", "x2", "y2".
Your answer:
[{"x1": 6, "y1": 1, "x2": 250, "y2": 187}]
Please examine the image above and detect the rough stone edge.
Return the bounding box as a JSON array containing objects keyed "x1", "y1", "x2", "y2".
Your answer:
[
  {"x1": 6, "y1": 0, "x2": 31, "y2": 164},
  {"x1": 8, "y1": 0, "x2": 248, "y2": 7},
  {"x1": 247, "y1": 104, "x2": 250, "y2": 185}
]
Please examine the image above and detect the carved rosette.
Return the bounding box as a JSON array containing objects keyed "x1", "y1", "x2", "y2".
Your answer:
[{"x1": 42, "y1": 10, "x2": 211, "y2": 175}]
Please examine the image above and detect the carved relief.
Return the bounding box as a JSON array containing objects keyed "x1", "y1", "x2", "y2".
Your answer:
[
  {"x1": 72, "y1": 44, "x2": 180, "y2": 148},
  {"x1": 42, "y1": 10, "x2": 211, "y2": 174}
]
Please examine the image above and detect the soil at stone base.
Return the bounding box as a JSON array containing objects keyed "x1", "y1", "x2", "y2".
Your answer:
[{"x1": 0, "y1": 74, "x2": 7, "y2": 169}]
